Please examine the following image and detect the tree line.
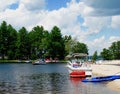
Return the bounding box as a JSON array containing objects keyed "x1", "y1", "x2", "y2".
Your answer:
[
  {"x1": 0, "y1": 21, "x2": 88, "y2": 60},
  {"x1": 100, "y1": 41, "x2": 120, "y2": 60},
  {"x1": 92, "y1": 41, "x2": 120, "y2": 61}
]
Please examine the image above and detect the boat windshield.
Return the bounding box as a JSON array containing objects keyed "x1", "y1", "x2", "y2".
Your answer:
[{"x1": 71, "y1": 59, "x2": 86, "y2": 64}]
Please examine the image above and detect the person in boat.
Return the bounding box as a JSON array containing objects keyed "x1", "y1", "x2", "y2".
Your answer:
[
  {"x1": 73, "y1": 62, "x2": 78, "y2": 67},
  {"x1": 73, "y1": 62, "x2": 82, "y2": 68}
]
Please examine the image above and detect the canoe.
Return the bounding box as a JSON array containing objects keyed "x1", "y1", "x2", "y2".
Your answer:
[
  {"x1": 82, "y1": 75, "x2": 120, "y2": 82},
  {"x1": 111, "y1": 75, "x2": 120, "y2": 79}
]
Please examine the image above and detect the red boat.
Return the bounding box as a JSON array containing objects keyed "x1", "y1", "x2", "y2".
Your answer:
[{"x1": 70, "y1": 71, "x2": 86, "y2": 78}]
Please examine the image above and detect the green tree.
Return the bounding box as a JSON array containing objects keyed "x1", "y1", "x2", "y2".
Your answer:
[
  {"x1": 92, "y1": 51, "x2": 97, "y2": 63},
  {"x1": 29, "y1": 26, "x2": 45, "y2": 59},
  {"x1": 100, "y1": 48, "x2": 112, "y2": 60},
  {"x1": 72, "y1": 42, "x2": 88, "y2": 54},
  {"x1": 64, "y1": 36, "x2": 78, "y2": 55},
  {"x1": 41, "y1": 30, "x2": 50, "y2": 58},
  {"x1": 109, "y1": 41, "x2": 120, "y2": 59},
  {"x1": 63, "y1": 35, "x2": 72, "y2": 55},
  {"x1": 64, "y1": 36, "x2": 88, "y2": 55},
  {"x1": 7, "y1": 24, "x2": 18, "y2": 59},
  {"x1": 48, "y1": 26, "x2": 65, "y2": 59},
  {"x1": 0, "y1": 21, "x2": 90, "y2": 60},
  {"x1": 28, "y1": 30, "x2": 36, "y2": 59},
  {"x1": 16, "y1": 27, "x2": 29, "y2": 59},
  {"x1": 0, "y1": 21, "x2": 9, "y2": 59}
]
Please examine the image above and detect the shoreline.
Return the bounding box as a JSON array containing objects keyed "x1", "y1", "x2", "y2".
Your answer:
[{"x1": 91, "y1": 60, "x2": 120, "y2": 92}]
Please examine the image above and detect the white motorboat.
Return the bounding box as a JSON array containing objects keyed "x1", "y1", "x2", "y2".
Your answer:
[
  {"x1": 66, "y1": 61, "x2": 92, "y2": 77},
  {"x1": 33, "y1": 59, "x2": 46, "y2": 65},
  {"x1": 66, "y1": 53, "x2": 92, "y2": 77}
]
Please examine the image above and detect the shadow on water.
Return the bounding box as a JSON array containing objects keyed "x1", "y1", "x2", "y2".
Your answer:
[{"x1": 0, "y1": 63, "x2": 119, "y2": 94}]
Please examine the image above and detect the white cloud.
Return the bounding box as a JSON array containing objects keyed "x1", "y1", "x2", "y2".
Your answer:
[
  {"x1": 87, "y1": 36, "x2": 106, "y2": 55},
  {"x1": 93, "y1": 36, "x2": 105, "y2": 46},
  {"x1": 82, "y1": 17, "x2": 111, "y2": 35},
  {"x1": 37, "y1": 1, "x2": 82, "y2": 35},
  {"x1": 0, "y1": 0, "x2": 46, "y2": 30},
  {"x1": 111, "y1": 16, "x2": 120, "y2": 29},
  {"x1": 1, "y1": 0, "x2": 79, "y2": 31},
  {"x1": 0, "y1": 0, "x2": 18, "y2": 11},
  {"x1": 109, "y1": 36, "x2": 120, "y2": 43},
  {"x1": 19, "y1": 0, "x2": 46, "y2": 12}
]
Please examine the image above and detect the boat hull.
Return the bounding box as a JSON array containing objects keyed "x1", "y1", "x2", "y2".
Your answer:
[
  {"x1": 67, "y1": 64, "x2": 92, "y2": 77},
  {"x1": 70, "y1": 71, "x2": 86, "y2": 78},
  {"x1": 32, "y1": 60, "x2": 46, "y2": 65}
]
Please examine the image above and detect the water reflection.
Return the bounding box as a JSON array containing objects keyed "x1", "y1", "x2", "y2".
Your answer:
[
  {"x1": 69, "y1": 78, "x2": 85, "y2": 94},
  {"x1": 28, "y1": 73, "x2": 69, "y2": 94},
  {"x1": 70, "y1": 77, "x2": 85, "y2": 86}
]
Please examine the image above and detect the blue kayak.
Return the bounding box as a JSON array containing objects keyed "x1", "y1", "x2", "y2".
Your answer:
[
  {"x1": 111, "y1": 75, "x2": 120, "y2": 79},
  {"x1": 82, "y1": 75, "x2": 120, "y2": 82}
]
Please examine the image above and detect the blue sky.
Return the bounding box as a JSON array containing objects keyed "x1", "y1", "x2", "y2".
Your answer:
[
  {"x1": 0, "y1": 0, "x2": 120, "y2": 55},
  {"x1": 46, "y1": 0, "x2": 71, "y2": 10},
  {"x1": 9, "y1": 3, "x2": 18, "y2": 9}
]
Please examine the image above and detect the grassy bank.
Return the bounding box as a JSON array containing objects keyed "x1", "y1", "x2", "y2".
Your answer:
[
  {"x1": 0, "y1": 60, "x2": 18, "y2": 63},
  {"x1": 0, "y1": 60, "x2": 32, "y2": 63},
  {"x1": 0, "y1": 59, "x2": 68, "y2": 63}
]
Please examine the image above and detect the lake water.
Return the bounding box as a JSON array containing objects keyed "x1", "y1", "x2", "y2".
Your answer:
[{"x1": 0, "y1": 63, "x2": 119, "y2": 94}]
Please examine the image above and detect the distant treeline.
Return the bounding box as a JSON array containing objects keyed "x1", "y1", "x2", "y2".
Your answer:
[
  {"x1": 100, "y1": 41, "x2": 120, "y2": 60},
  {"x1": 91, "y1": 41, "x2": 120, "y2": 61},
  {"x1": 0, "y1": 21, "x2": 88, "y2": 60}
]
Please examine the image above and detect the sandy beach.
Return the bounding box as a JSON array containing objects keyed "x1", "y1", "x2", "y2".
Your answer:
[{"x1": 91, "y1": 60, "x2": 120, "y2": 92}]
